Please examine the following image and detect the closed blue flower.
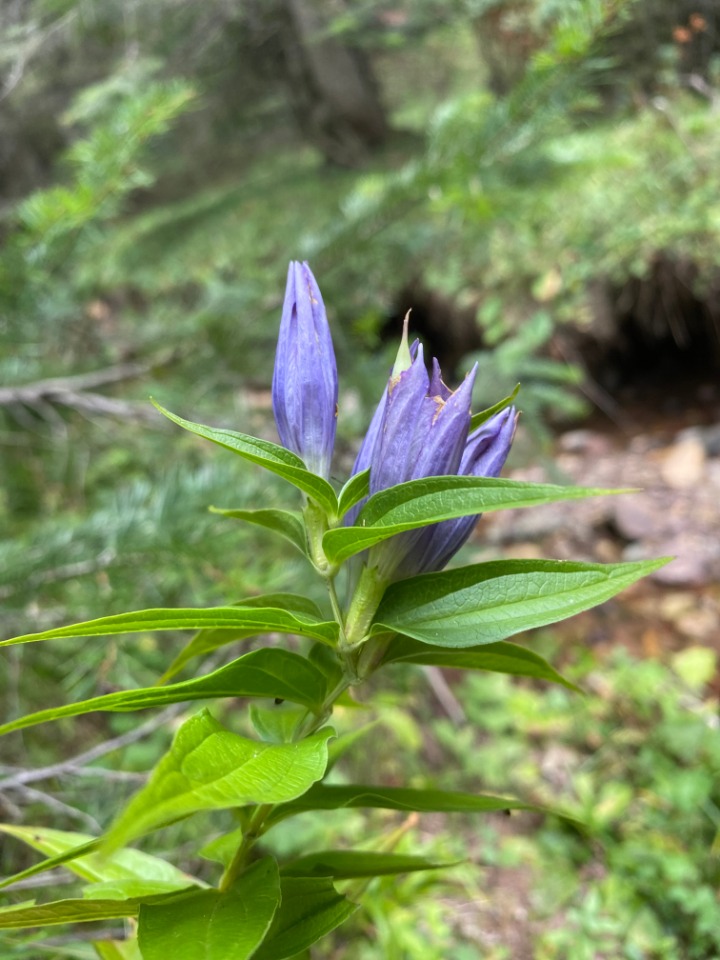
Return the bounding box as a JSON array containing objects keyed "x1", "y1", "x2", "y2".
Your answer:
[
  {"x1": 350, "y1": 319, "x2": 517, "y2": 580},
  {"x1": 272, "y1": 262, "x2": 338, "y2": 480}
]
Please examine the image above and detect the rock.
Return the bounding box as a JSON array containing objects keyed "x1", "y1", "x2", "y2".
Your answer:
[{"x1": 660, "y1": 437, "x2": 706, "y2": 489}]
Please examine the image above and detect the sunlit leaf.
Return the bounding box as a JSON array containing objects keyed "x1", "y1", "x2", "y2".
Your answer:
[
  {"x1": 253, "y1": 876, "x2": 357, "y2": 960},
  {"x1": 469, "y1": 384, "x2": 520, "y2": 431},
  {"x1": 0, "y1": 605, "x2": 339, "y2": 650},
  {"x1": 105, "y1": 711, "x2": 333, "y2": 851},
  {"x1": 372, "y1": 558, "x2": 670, "y2": 647},
  {"x1": 160, "y1": 594, "x2": 328, "y2": 681},
  {"x1": 209, "y1": 507, "x2": 308, "y2": 556},
  {"x1": 281, "y1": 850, "x2": 456, "y2": 879},
  {"x1": 381, "y1": 636, "x2": 579, "y2": 690},
  {"x1": 323, "y1": 477, "x2": 629, "y2": 563},
  {"x1": 0, "y1": 649, "x2": 328, "y2": 737},
  {"x1": 0, "y1": 825, "x2": 198, "y2": 892},
  {"x1": 138, "y1": 859, "x2": 280, "y2": 960},
  {"x1": 337, "y1": 468, "x2": 370, "y2": 518},
  {"x1": 153, "y1": 402, "x2": 338, "y2": 514},
  {"x1": 267, "y1": 783, "x2": 554, "y2": 827}
]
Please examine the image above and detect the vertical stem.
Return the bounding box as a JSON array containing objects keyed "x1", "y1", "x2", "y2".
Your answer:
[
  {"x1": 342, "y1": 563, "x2": 388, "y2": 650},
  {"x1": 219, "y1": 804, "x2": 273, "y2": 891}
]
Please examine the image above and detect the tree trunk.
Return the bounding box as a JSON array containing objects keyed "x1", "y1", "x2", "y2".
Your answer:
[{"x1": 276, "y1": 0, "x2": 389, "y2": 166}]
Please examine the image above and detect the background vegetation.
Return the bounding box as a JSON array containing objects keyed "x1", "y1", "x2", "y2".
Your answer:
[{"x1": 1, "y1": 0, "x2": 719, "y2": 956}]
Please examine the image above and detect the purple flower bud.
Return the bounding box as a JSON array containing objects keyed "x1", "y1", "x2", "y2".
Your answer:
[
  {"x1": 272, "y1": 262, "x2": 338, "y2": 479},
  {"x1": 346, "y1": 308, "x2": 518, "y2": 581},
  {"x1": 403, "y1": 406, "x2": 519, "y2": 576}
]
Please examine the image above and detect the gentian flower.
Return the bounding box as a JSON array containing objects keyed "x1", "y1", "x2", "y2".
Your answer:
[
  {"x1": 350, "y1": 317, "x2": 517, "y2": 581},
  {"x1": 272, "y1": 262, "x2": 338, "y2": 479}
]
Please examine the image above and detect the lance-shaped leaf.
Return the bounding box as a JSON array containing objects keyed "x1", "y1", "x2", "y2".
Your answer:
[
  {"x1": 0, "y1": 895, "x2": 178, "y2": 929},
  {"x1": 0, "y1": 605, "x2": 339, "y2": 649},
  {"x1": 0, "y1": 838, "x2": 102, "y2": 892},
  {"x1": 0, "y1": 649, "x2": 328, "y2": 737},
  {"x1": 138, "y1": 859, "x2": 280, "y2": 960},
  {"x1": 210, "y1": 507, "x2": 308, "y2": 556},
  {"x1": 153, "y1": 402, "x2": 338, "y2": 515},
  {"x1": 253, "y1": 876, "x2": 357, "y2": 960},
  {"x1": 469, "y1": 384, "x2": 520, "y2": 432},
  {"x1": 266, "y1": 783, "x2": 552, "y2": 827},
  {"x1": 105, "y1": 711, "x2": 333, "y2": 851},
  {"x1": 281, "y1": 850, "x2": 456, "y2": 879},
  {"x1": 323, "y1": 477, "x2": 629, "y2": 564},
  {"x1": 380, "y1": 636, "x2": 578, "y2": 690},
  {"x1": 371, "y1": 558, "x2": 670, "y2": 647},
  {"x1": 0, "y1": 825, "x2": 199, "y2": 898},
  {"x1": 337, "y1": 468, "x2": 370, "y2": 519},
  {"x1": 161, "y1": 593, "x2": 328, "y2": 681}
]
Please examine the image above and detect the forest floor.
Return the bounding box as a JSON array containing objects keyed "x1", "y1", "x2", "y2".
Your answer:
[{"x1": 461, "y1": 376, "x2": 720, "y2": 956}]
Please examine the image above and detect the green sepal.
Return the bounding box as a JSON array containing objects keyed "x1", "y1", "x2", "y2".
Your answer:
[{"x1": 469, "y1": 384, "x2": 520, "y2": 432}]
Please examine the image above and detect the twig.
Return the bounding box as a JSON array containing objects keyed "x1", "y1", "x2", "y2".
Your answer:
[
  {"x1": 0, "y1": 870, "x2": 76, "y2": 892},
  {"x1": 0, "y1": 10, "x2": 77, "y2": 103},
  {"x1": 5, "y1": 784, "x2": 102, "y2": 833},
  {"x1": 0, "y1": 549, "x2": 116, "y2": 602},
  {"x1": 423, "y1": 666, "x2": 466, "y2": 726},
  {"x1": 0, "y1": 703, "x2": 184, "y2": 792},
  {"x1": 0, "y1": 358, "x2": 177, "y2": 424}
]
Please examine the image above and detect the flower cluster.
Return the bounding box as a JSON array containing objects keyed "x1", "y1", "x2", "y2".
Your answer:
[{"x1": 273, "y1": 261, "x2": 517, "y2": 581}]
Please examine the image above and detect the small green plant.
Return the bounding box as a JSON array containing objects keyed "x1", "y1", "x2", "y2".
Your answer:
[{"x1": 0, "y1": 263, "x2": 665, "y2": 957}]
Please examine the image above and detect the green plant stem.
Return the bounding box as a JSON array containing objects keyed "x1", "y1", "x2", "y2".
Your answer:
[
  {"x1": 342, "y1": 563, "x2": 387, "y2": 651},
  {"x1": 218, "y1": 664, "x2": 353, "y2": 888},
  {"x1": 219, "y1": 803, "x2": 273, "y2": 891}
]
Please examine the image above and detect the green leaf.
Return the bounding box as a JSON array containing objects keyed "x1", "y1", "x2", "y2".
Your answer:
[
  {"x1": 0, "y1": 605, "x2": 339, "y2": 650},
  {"x1": 253, "y1": 877, "x2": 357, "y2": 960},
  {"x1": 250, "y1": 701, "x2": 309, "y2": 744},
  {"x1": 381, "y1": 636, "x2": 579, "y2": 691},
  {"x1": 267, "y1": 784, "x2": 548, "y2": 826},
  {"x1": 0, "y1": 825, "x2": 197, "y2": 891},
  {"x1": 323, "y1": 477, "x2": 628, "y2": 563},
  {"x1": 93, "y1": 940, "x2": 142, "y2": 960},
  {"x1": 0, "y1": 649, "x2": 327, "y2": 737},
  {"x1": 84, "y1": 879, "x2": 191, "y2": 900},
  {"x1": 337, "y1": 468, "x2": 370, "y2": 518},
  {"x1": 93, "y1": 939, "x2": 143, "y2": 960},
  {"x1": 327, "y1": 721, "x2": 381, "y2": 771},
  {"x1": 281, "y1": 850, "x2": 456, "y2": 879},
  {"x1": 152, "y1": 402, "x2": 338, "y2": 515},
  {"x1": 105, "y1": 711, "x2": 333, "y2": 851},
  {"x1": 0, "y1": 897, "x2": 156, "y2": 929},
  {"x1": 210, "y1": 507, "x2": 308, "y2": 556},
  {"x1": 372, "y1": 558, "x2": 670, "y2": 647},
  {"x1": 138, "y1": 859, "x2": 280, "y2": 960},
  {"x1": 469, "y1": 384, "x2": 520, "y2": 432},
  {"x1": 0, "y1": 838, "x2": 101, "y2": 892},
  {"x1": 160, "y1": 594, "x2": 327, "y2": 682}
]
